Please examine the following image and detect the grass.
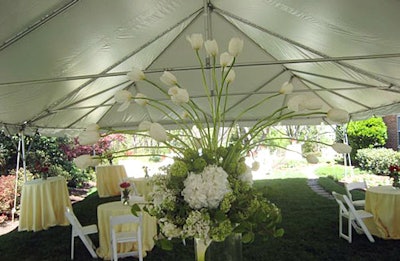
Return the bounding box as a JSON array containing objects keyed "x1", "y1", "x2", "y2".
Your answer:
[{"x1": 1, "y1": 170, "x2": 399, "y2": 260}]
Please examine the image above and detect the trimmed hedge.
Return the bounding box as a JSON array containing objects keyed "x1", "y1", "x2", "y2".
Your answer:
[{"x1": 356, "y1": 148, "x2": 400, "y2": 175}]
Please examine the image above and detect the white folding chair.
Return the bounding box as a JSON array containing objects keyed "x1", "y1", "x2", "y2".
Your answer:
[
  {"x1": 332, "y1": 192, "x2": 375, "y2": 243},
  {"x1": 345, "y1": 181, "x2": 367, "y2": 208},
  {"x1": 110, "y1": 214, "x2": 143, "y2": 261},
  {"x1": 65, "y1": 207, "x2": 98, "y2": 259}
]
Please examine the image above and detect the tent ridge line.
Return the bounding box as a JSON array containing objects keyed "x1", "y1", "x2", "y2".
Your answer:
[
  {"x1": 300, "y1": 77, "x2": 371, "y2": 110},
  {"x1": 2, "y1": 53, "x2": 400, "y2": 87},
  {"x1": 289, "y1": 68, "x2": 388, "y2": 89}
]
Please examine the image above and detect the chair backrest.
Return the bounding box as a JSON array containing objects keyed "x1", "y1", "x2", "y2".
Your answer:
[
  {"x1": 332, "y1": 191, "x2": 357, "y2": 215},
  {"x1": 65, "y1": 207, "x2": 83, "y2": 230},
  {"x1": 345, "y1": 181, "x2": 367, "y2": 200},
  {"x1": 110, "y1": 213, "x2": 142, "y2": 228}
]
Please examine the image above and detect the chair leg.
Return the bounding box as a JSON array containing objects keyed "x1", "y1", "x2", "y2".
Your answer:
[
  {"x1": 347, "y1": 217, "x2": 352, "y2": 243},
  {"x1": 338, "y1": 213, "x2": 342, "y2": 239},
  {"x1": 71, "y1": 233, "x2": 75, "y2": 260}
]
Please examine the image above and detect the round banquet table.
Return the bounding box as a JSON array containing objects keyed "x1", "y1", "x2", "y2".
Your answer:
[
  {"x1": 18, "y1": 176, "x2": 72, "y2": 232},
  {"x1": 96, "y1": 165, "x2": 128, "y2": 198},
  {"x1": 364, "y1": 185, "x2": 400, "y2": 239},
  {"x1": 96, "y1": 201, "x2": 157, "y2": 260}
]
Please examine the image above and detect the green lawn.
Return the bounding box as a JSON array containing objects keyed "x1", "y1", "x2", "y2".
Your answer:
[{"x1": 1, "y1": 173, "x2": 398, "y2": 261}]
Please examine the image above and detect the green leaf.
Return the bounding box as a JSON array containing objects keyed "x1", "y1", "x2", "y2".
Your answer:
[{"x1": 130, "y1": 204, "x2": 141, "y2": 216}]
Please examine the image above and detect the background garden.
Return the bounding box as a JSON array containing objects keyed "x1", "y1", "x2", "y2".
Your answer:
[{"x1": 1, "y1": 116, "x2": 399, "y2": 226}]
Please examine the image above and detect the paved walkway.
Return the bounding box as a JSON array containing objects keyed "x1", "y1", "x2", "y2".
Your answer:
[{"x1": 305, "y1": 165, "x2": 334, "y2": 200}]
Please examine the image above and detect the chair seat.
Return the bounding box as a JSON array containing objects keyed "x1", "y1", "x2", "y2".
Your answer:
[
  {"x1": 355, "y1": 210, "x2": 373, "y2": 219},
  {"x1": 82, "y1": 224, "x2": 98, "y2": 235},
  {"x1": 352, "y1": 199, "x2": 366, "y2": 206}
]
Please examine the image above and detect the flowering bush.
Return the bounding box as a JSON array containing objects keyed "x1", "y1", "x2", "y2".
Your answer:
[
  {"x1": 74, "y1": 33, "x2": 351, "y2": 247},
  {"x1": 389, "y1": 165, "x2": 400, "y2": 188}
]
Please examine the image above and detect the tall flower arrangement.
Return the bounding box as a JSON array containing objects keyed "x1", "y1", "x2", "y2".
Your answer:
[{"x1": 75, "y1": 33, "x2": 350, "y2": 249}]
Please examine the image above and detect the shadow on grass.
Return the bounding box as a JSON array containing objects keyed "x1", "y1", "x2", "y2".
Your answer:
[{"x1": 0, "y1": 178, "x2": 398, "y2": 261}]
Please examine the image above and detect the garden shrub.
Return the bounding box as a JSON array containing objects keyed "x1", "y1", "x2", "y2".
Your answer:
[
  {"x1": 356, "y1": 148, "x2": 400, "y2": 175},
  {"x1": 346, "y1": 117, "x2": 387, "y2": 164},
  {"x1": 0, "y1": 175, "x2": 15, "y2": 223},
  {"x1": 0, "y1": 169, "x2": 33, "y2": 224}
]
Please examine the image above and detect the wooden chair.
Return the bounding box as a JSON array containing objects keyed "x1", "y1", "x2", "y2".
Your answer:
[
  {"x1": 110, "y1": 214, "x2": 143, "y2": 261},
  {"x1": 65, "y1": 207, "x2": 98, "y2": 259},
  {"x1": 332, "y1": 192, "x2": 374, "y2": 243}
]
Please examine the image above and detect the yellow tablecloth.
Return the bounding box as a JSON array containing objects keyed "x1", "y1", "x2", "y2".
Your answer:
[
  {"x1": 365, "y1": 185, "x2": 400, "y2": 239},
  {"x1": 126, "y1": 177, "x2": 153, "y2": 200},
  {"x1": 18, "y1": 176, "x2": 72, "y2": 232},
  {"x1": 96, "y1": 165, "x2": 128, "y2": 198},
  {"x1": 96, "y1": 201, "x2": 157, "y2": 260}
]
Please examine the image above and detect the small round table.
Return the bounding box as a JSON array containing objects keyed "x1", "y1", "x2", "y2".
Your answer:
[
  {"x1": 18, "y1": 176, "x2": 72, "y2": 232},
  {"x1": 96, "y1": 165, "x2": 128, "y2": 198},
  {"x1": 365, "y1": 185, "x2": 400, "y2": 239},
  {"x1": 96, "y1": 201, "x2": 157, "y2": 260}
]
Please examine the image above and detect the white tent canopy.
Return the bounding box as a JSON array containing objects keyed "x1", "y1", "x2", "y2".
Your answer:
[{"x1": 1, "y1": 0, "x2": 400, "y2": 137}]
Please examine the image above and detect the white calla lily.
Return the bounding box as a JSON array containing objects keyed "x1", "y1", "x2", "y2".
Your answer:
[
  {"x1": 149, "y1": 123, "x2": 168, "y2": 142},
  {"x1": 160, "y1": 71, "x2": 177, "y2": 86},
  {"x1": 171, "y1": 88, "x2": 189, "y2": 105},
  {"x1": 73, "y1": 155, "x2": 93, "y2": 169},
  {"x1": 279, "y1": 81, "x2": 294, "y2": 94},
  {"x1": 332, "y1": 143, "x2": 352, "y2": 154},
  {"x1": 251, "y1": 161, "x2": 260, "y2": 171},
  {"x1": 228, "y1": 37, "x2": 244, "y2": 57},
  {"x1": 135, "y1": 93, "x2": 148, "y2": 106},
  {"x1": 114, "y1": 90, "x2": 132, "y2": 104},
  {"x1": 306, "y1": 154, "x2": 319, "y2": 164},
  {"x1": 186, "y1": 33, "x2": 203, "y2": 50},
  {"x1": 287, "y1": 95, "x2": 306, "y2": 112},
  {"x1": 127, "y1": 67, "x2": 145, "y2": 82},
  {"x1": 138, "y1": 120, "x2": 152, "y2": 131},
  {"x1": 226, "y1": 69, "x2": 236, "y2": 84},
  {"x1": 220, "y1": 52, "x2": 233, "y2": 67},
  {"x1": 78, "y1": 130, "x2": 100, "y2": 145},
  {"x1": 86, "y1": 123, "x2": 99, "y2": 131},
  {"x1": 327, "y1": 108, "x2": 349, "y2": 123},
  {"x1": 204, "y1": 39, "x2": 218, "y2": 56}
]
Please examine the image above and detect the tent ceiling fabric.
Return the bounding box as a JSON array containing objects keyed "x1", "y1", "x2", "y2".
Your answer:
[{"x1": 1, "y1": 0, "x2": 400, "y2": 136}]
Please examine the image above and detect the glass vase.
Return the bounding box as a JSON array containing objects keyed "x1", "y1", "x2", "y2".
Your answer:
[
  {"x1": 194, "y1": 233, "x2": 243, "y2": 261},
  {"x1": 206, "y1": 233, "x2": 243, "y2": 261}
]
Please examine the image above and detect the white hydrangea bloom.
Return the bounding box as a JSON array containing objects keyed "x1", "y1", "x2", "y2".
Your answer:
[{"x1": 182, "y1": 165, "x2": 231, "y2": 209}]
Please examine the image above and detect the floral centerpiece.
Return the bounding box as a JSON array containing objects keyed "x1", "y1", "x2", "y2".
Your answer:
[
  {"x1": 389, "y1": 165, "x2": 400, "y2": 188},
  {"x1": 120, "y1": 181, "x2": 131, "y2": 205},
  {"x1": 74, "y1": 33, "x2": 350, "y2": 260}
]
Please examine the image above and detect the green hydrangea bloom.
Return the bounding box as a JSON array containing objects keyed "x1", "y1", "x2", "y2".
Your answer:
[
  {"x1": 210, "y1": 219, "x2": 233, "y2": 242},
  {"x1": 169, "y1": 160, "x2": 188, "y2": 177},
  {"x1": 192, "y1": 157, "x2": 207, "y2": 172}
]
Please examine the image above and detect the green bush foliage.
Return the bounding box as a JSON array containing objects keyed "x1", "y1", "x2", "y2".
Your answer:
[
  {"x1": 356, "y1": 148, "x2": 400, "y2": 175},
  {"x1": 346, "y1": 117, "x2": 387, "y2": 164}
]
